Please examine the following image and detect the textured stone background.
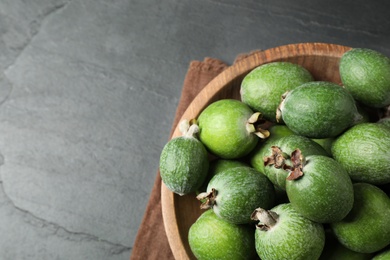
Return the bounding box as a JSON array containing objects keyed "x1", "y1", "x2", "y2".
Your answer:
[{"x1": 0, "y1": 0, "x2": 388, "y2": 259}]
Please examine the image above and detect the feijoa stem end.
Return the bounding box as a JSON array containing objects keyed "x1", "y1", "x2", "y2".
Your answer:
[
  {"x1": 196, "y1": 188, "x2": 217, "y2": 209},
  {"x1": 246, "y1": 112, "x2": 270, "y2": 139},
  {"x1": 251, "y1": 208, "x2": 279, "y2": 231}
]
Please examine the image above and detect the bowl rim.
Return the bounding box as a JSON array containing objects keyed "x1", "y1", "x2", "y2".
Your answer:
[{"x1": 161, "y1": 42, "x2": 352, "y2": 260}]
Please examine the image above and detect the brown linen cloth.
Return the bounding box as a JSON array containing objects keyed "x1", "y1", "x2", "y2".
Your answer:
[{"x1": 131, "y1": 51, "x2": 261, "y2": 260}]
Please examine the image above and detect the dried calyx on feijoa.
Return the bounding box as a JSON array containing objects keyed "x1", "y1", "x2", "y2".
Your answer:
[
  {"x1": 251, "y1": 203, "x2": 325, "y2": 260},
  {"x1": 159, "y1": 120, "x2": 209, "y2": 196},
  {"x1": 262, "y1": 134, "x2": 329, "y2": 190},
  {"x1": 197, "y1": 99, "x2": 269, "y2": 159}
]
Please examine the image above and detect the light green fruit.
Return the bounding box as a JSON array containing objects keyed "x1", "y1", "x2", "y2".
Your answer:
[
  {"x1": 331, "y1": 122, "x2": 390, "y2": 185},
  {"x1": 197, "y1": 99, "x2": 268, "y2": 159},
  {"x1": 159, "y1": 123, "x2": 209, "y2": 195},
  {"x1": 188, "y1": 210, "x2": 256, "y2": 260},
  {"x1": 252, "y1": 203, "x2": 325, "y2": 260},
  {"x1": 240, "y1": 61, "x2": 313, "y2": 122},
  {"x1": 277, "y1": 81, "x2": 362, "y2": 138},
  {"x1": 331, "y1": 183, "x2": 390, "y2": 253},
  {"x1": 340, "y1": 48, "x2": 390, "y2": 108}
]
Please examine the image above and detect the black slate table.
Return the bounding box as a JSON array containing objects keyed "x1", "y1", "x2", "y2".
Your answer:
[{"x1": 0, "y1": 1, "x2": 388, "y2": 259}]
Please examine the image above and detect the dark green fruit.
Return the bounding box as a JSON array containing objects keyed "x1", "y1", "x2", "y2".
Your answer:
[
  {"x1": 330, "y1": 183, "x2": 390, "y2": 253},
  {"x1": 263, "y1": 134, "x2": 329, "y2": 190},
  {"x1": 240, "y1": 62, "x2": 313, "y2": 122},
  {"x1": 188, "y1": 210, "x2": 256, "y2": 260},
  {"x1": 159, "y1": 122, "x2": 209, "y2": 195},
  {"x1": 249, "y1": 125, "x2": 294, "y2": 174},
  {"x1": 340, "y1": 48, "x2": 390, "y2": 108},
  {"x1": 197, "y1": 166, "x2": 275, "y2": 224},
  {"x1": 197, "y1": 99, "x2": 269, "y2": 159},
  {"x1": 277, "y1": 81, "x2": 362, "y2": 138},
  {"x1": 331, "y1": 122, "x2": 390, "y2": 185},
  {"x1": 319, "y1": 230, "x2": 373, "y2": 260},
  {"x1": 285, "y1": 152, "x2": 354, "y2": 223},
  {"x1": 252, "y1": 203, "x2": 325, "y2": 260}
]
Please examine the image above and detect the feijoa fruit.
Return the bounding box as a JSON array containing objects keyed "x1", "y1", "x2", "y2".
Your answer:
[
  {"x1": 240, "y1": 62, "x2": 313, "y2": 122},
  {"x1": 340, "y1": 48, "x2": 390, "y2": 108},
  {"x1": 277, "y1": 81, "x2": 362, "y2": 138},
  {"x1": 197, "y1": 99, "x2": 269, "y2": 159},
  {"x1": 197, "y1": 166, "x2": 275, "y2": 224},
  {"x1": 252, "y1": 203, "x2": 325, "y2": 260},
  {"x1": 188, "y1": 209, "x2": 256, "y2": 260}
]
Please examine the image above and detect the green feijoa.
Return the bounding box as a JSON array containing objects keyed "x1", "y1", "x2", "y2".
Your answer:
[
  {"x1": 340, "y1": 48, "x2": 390, "y2": 108},
  {"x1": 331, "y1": 122, "x2": 390, "y2": 185},
  {"x1": 378, "y1": 117, "x2": 390, "y2": 128},
  {"x1": 311, "y1": 137, "x2": 335, "y2": 155},
  {"x1": 197, "y1": 99, "x2": 269, "y2": 159},
  {"x1": 263, "y1": 134, "x2": 329, "y2": 190},
  {"x1": 285, "y1": 152, "x2": 354, "y2": 223},
  {"x1": 240, "y1": 62, "x2": 313, "y2": 122},
  {"x1": 188, "y1": 210, "x2": 256, "y2": 260},
  {"x1": 252, "y1": 203, "x2": 325, "y2": 260},
  {"x1": 249, "y1": 124, "x2": 295, "y2": 174},
  {"x1": 319, "y1": 230, "x2": 373, "y2": 260},
  {"x1": 197, "y1": 166, "x2": 275, "y2": 224},
  {"x1": 330, "y1": 183, "x2": 390, "y2": 254},
  {"x1": 373, "y1": 248, "x2": 390, "y2": 260},
  {"x1": 159, "y1": 123, "x2": 209, "y2": 196},
  {"x1": 197, "y1": 159, "x2": 248, "y2": 194},
  {"x1": 277, "y1": 81, "x2": 362, "y2": 138}
]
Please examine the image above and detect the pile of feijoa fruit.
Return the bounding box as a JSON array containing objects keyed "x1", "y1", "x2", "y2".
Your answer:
[{"x1": 159, "y1": 48, "x2": 390, "y2": 260}]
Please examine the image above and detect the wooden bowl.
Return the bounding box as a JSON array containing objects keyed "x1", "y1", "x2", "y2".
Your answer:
[{"x1": 161, "y1": 42, "x2": 352, "y2": 260}]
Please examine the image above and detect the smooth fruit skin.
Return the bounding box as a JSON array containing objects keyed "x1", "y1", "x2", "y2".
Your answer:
[
  {"x1": 286, "y1": 155, "x2": 354, "y2": 223},
  {"x1": 255, "y1": 203, "x2": 325, "y2": 260},
  {"x1": 340, "y1": 48, "x2": 390, "y2": 108},
  {"x1": 188, "y1": 210, "x2": 256, "y2": 260},
  {"x1": 264, "y1": 135, "x2": 329, "y2": 190},
  {"x1": 206, "y1": 166, "x2": 275, "y2": 224},
  {"x1": 331, "y1": 123, "x2": 390, "y2": 185},
  {"x1": 197, "y1": 99, "x2": 259, "y2": 159},
  {"x1": 159, "y1": 136, "x2": 209, "y2": 195},
  {"x1": 279, "y1": 81, "x2": 361, "y2": 138},
  {"x1": 240, "y1": 62, "x2": 313, "y2": 122},
  {"x1": 330, "y1": 183, "x2": 390, "y2": 254}
]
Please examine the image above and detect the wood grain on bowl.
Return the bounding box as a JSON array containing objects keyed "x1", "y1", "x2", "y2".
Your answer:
[{"x1": 161, "y1": 42, "x2": 351, "y2": 260}]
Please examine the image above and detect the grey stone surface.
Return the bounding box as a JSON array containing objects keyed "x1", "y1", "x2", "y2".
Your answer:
[{"x1": 0, "y1": 0, "x2": 388, "y2": 259}]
